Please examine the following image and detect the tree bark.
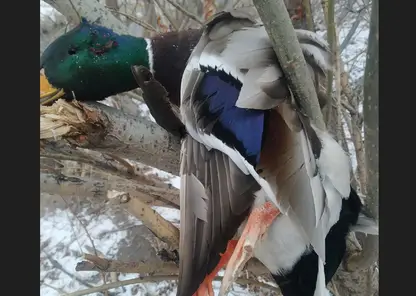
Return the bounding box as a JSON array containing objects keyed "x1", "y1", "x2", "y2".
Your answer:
[
  {"x1": 253, "y1": 0, "x2": 326, "y2": 130},
  {"x1": 40, "y1": 171, "x2": 179, "y2": 209},
  {"x1": 41, "y1": 100, "x2": 181, "y2": 175},
  {"x1": 346, "y1": 0, "x2": 379, "y2": 272}
]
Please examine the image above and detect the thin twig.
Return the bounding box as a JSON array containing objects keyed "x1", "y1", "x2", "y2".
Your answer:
[
  {"x1": 76, "y1": 253, "x2": 178, "y2": 274},
  {"x1": 163, "y1": 0, "x2": 204, "y2": 25},
  {"x1": 105, "y1": 6, "x2": 159, "y2": 32},
  {"x1": 60, "y1": 196, "x2": 109, "y2": 294},
  {"x1": 340, "y1": 10, "x2": 363, "y2": 53},
  {"x1": 62, "y1": 275, "x2": 280, "y2": 296},
  {"x1": 68, "y1": 0, "x2": 82, "y2": 23},
  {"x1": 76, "y1": 254, "x2": 272, "y2": 278},
  {"x1": 154, "y1": 0, "x2": 179, "y2": 30},
  {"x1": 332, "y1": 98, "x2": 357, "y2": 115},
  {"x1": 41, "y1": 282, "x2": 68, "y2": 294},
  {"x1": 105, "y1": 153, "x2": 135, "y2": 175},
  {"x1": 344, "y1": 48, "x2": 366, "y2": 65},
  {"x1": 42, "y1": 251, "x2": 94, "y2": 289},
  {"x1": 333, "y1": 29, "x2": 342, "y2": 143}
]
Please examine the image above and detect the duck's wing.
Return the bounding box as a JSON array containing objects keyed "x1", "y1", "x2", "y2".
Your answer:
[{"x1": 178, "y1": 135, "x2": 259, "y2": 296}]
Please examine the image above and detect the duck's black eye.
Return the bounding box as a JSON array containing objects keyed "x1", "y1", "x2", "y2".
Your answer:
[{"x1": 68, "y1": 47, "x2": 77, "y2": 55}]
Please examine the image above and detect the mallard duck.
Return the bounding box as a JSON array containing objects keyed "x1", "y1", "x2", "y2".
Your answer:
[
  {"x1": 177, "y1": 9, "x2": 377, "y2": 296},
  {"x1": 40, "y1": 15, "x2": 377, "y2": 296}
]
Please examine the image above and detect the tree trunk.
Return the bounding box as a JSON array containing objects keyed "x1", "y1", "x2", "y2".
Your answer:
[{"x1": 346, "y1": 0, "x2": 379, "y2": 273}]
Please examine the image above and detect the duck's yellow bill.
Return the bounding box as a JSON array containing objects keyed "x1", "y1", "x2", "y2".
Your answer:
[{"x1": 40, "y1": 72, "x2": 65, "y2": 105}]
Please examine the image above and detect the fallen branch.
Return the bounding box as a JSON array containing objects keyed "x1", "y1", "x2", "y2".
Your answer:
[
  {"x1": 40, "y1": 99, "x2": 181, "y2": 175},
  {"x1": 62, "y1": 274, "x2": 280, "y2": 296},
  {"x1": 253, "y1": 0, "x2": 326, "y2": 130}
]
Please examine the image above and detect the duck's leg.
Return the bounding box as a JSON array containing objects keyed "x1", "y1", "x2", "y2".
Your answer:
[
  {"x1": 193, "y1": 239, "x2": 239, "y2": 296},
  {"x1": 219, "y1": 201, "x2": 280, "y2": 296}
]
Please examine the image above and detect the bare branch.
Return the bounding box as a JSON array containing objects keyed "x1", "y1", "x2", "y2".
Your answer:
[
  {"x1": 332, "y1": 98, "x2": 357, "y2": 115},
  {"x1": 62, "y1": 274, "x2": 280, "y2": 296},
  {"x1": 40, "y1": 171, "x2": 179, "y2": 208},
  {"x1": 42, "y1": 251, "x2": 94, "y2": 289},
  {"x1": 44, "y1": 0, "x2": 128, "y2": 34},
  {"x1": 41, "y1": 146, "x2": 171, "y2": 189},
  {"x1": 340, "y1": 10, "x2": 363, "y2": 53},
  {"x1": 105, "y1": 7, "x2": 159, "y2": 32},
  {"x1": 40, "y1": 100, "x2": 181, "y2": 175},
  {"x1": 62, "y1": 275, "x2": 179, "y2": 296},
  {"x1": 333, "y1": 29, "x2": 343, "y2": 142},
  {"x1": 107, "y1": 191, "x2": 180, "y2": 249},
  {"x1": 41, "y1": 282, "x2": 68, "y2": 294},
  {"x1": 154, "y1": 0, "x2": 179, "y2": 31},
  {"x1": 75, "y1": 254, "x2": 273, "y2": 280},
  {"x1": 104, "y1": 0, "x2": 120, "y2": 22},
  {"x1": 60, "y1": 195, "x2": 109, "y2": 295},
  {"x1": 163, "y1": 0, "x2": 204, "y2": 25},
  {"x1": 76, "y1": 253, "x2": 178, "y2": 274},
  {"x1": 253, "y1": 0, "x2": 326, "y2": 130}
]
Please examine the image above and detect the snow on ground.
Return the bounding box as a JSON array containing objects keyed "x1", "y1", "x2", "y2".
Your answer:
[
  {"x1": 41, "y1": 207, "x2": 139, "y2": 296},
  {"x1": 40, "y1": 203, "x2": 253, "y2": 296}
]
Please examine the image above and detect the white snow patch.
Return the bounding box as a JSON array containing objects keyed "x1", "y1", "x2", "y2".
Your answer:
[{"x1": 41, "y1": 208, "x2": 141, "y2": 295}]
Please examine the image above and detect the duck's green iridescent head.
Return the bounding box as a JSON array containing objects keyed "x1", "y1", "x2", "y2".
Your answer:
[{"x1": 40, "y1": 18, "x2": 150, "y2": 105}]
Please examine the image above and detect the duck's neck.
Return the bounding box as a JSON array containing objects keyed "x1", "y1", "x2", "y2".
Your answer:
[{"x1": 146, "y1": 29, "x2": 202, "y2": 106}]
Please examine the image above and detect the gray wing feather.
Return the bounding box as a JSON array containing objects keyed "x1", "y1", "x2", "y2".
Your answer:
[{"x1": 178, "y1": 136, "x2": 259, "y2": 296}]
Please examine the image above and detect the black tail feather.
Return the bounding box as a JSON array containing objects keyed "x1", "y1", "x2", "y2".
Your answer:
[{"x1": 272, "y1": 187, "x2": 362, "y2": 296}]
